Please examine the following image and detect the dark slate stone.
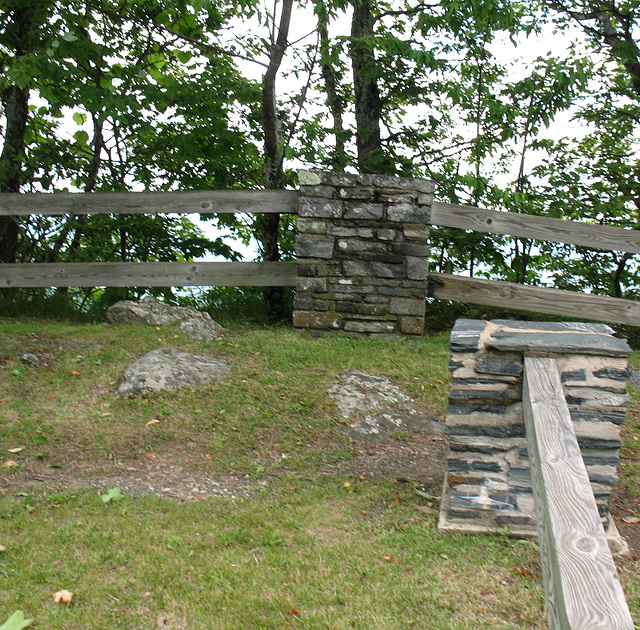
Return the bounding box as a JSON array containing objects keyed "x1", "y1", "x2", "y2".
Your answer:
[
  {"x1": 450, "y1": 331, "x2": 482, "y2": 353},
  {"x1": 594, "y1": 367, "x2": 630, "y2": 381},
  {"x1": 378, "y1": 287, "x2": 411, "y2": 297},
  {"x1": 451, "y1": 377, "x2": 517, "y2": 386},
  {"x1": 561, "y1": 370, "x2": 587, "y2": 382},
  {"x1": 449, "y1": 441, "x2": 516, "y2": 454},
  {"x1": 587, "y1": 470, "x2": 618, "y2": 486},
  {"x1": 449, "y1": 388, "x2": 519, "y2": 404},
  {"x1": 508, "y1": 467, "x2": 531, "y2": 480},
  {"x1": 491, "y1": 320, "x2": 614, "y2": 334},
  {"x1": 576, "y1": 436, "x2": 621, "y2": 449},
  {"x1": 476, "y1": 357, "x2": 523, "y2": 377},
  {"x1": 507, "y1": 481, "x2": 533, "y2": 495},
  {"x1": 570, "y1": 410, "x2": 626, "y2": 425},
  {"x1": 487, "y1": 331, "x2": 631, "y2": 357},
  {"x1": 446, "y1": 403, "x2": 507, "y2": 415},
  {"x1": 598, "y1": 503, "x2": 610, "y2": 517},
  {"x1": 581, "y1": 450, "x2": 620, "y2": 467},
  {"x1": 448, "y1": 359, "x2": 464, "y2": 371},
  {"x1": 564, "y1": 385, "x2": 628, "y2": 396},
  {"x1": 448, "y1": 460, "x2": 503, "y2": 473},
  {"x1": 453, "y1": 319, "x2": 488, "y2": 332},
  {"x1": 446, "y1": 424, "x2": 526, "y2": 438},
  {"x1": 629, "y1": 369, "x2": 640, "y2": 388}
]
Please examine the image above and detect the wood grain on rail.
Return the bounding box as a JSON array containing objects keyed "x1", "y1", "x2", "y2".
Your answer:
[
  {"x1": 428, "y1": 272, "x2": 640, "y2": 326},
  {"x1": 0, "y1": 261, "x2": 298, "y2": 288},
  {"x1": 432, "y1": 202, "x2": 640, "y2": 254},
  {"x1": 0, "y1": 190, "x2": 300, "y2": 216},
  {"x1": 523, "y1": 357, "x2": 633, "y2": 629}
]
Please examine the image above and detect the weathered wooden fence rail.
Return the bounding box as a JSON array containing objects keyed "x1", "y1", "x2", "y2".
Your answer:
[
  {"x1": 523, "y1": 356, "x2": 634, "y2": 629},
  {"x1": 2, "y1": 185, "x2": 640, "y2": 325}
]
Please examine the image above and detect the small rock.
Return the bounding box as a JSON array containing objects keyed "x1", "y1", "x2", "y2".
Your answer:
[
  {"x1": 115, "y1": 348, "x2": 230, "y2": 397},
  {"x1": 105, "y1": 296, "x2": 224, "y2": 340},
  {"x1": 20, "y1": 353, "x2": 43, "y2": 367}
]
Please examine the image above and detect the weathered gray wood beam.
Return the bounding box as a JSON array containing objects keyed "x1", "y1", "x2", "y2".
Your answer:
[
  {"x1": 0, "y1": 261, "x2": 298, "y2": 288},
  {"x1": 431, "y1": 202, "x2": 640, "y2": 254},
  {"x1": 427, "y1": 272, "x2": 640, "y2": 326},
  {"x1": 0, "y1": 190, "x2": 300, "y2": 216},
  {"x1": 523, "y1": 356, "x2": 633, "y2": 630}
]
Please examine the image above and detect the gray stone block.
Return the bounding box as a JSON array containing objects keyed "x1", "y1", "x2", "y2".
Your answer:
[
  {"x1": 476, "y1": 357, "x2": 522, "y2": 376},
  {"x1": 388, "y1": 204, "x2": 430, "y2": 223},
  {"x1": 594, "y1": 367, "x2": 630, "y2": 381},
  {"x1": 373, "y1": 175, "x2": 435, "y2": 193},
  {"x1": 491, "y1": 320, "x2": 614, "y2": 334},
  {"x1": 343, "y1": 320, "x2": 397, "y2": 334},
  {"x1": 446, "y1": 424, "x2": 526, "y2": 438},
  {"x1": 406, "y1": 256, "x2": 429, "y2": 280},
  {"x1": 343, "y1": 260, "x2": 404, "y2": 278},
  {"x1": 343, "y1": 202, "x2": 384, "y2": 220},
  {"x1": 298, "y1": 198, "x2": 343, "y2": 218},
  {"x1": 296, "y1": 235, "x2": 335, "y2": 259},
  {"x1": 570, "y1": 410, "x2": 626, "y2": 425},
  {"x1": 392, "y1": 243, "x2": 430, "y2": 257},
  {"x1": 487, "y1": 331, "x2": 631, "y2": 357},
  {"x1": 561, "y1": 369, "x2": 587, "y2": 382},
  {"x1": 389, "y1": 298, "x2": 425, "y2": 316}
]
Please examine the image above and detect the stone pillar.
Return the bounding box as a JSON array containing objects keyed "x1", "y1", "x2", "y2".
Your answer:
[
  {"x1": 439, "y1": 319, "x2": 631, "y2": 537},
  {"x1": 293, "y1": 170, "x2": 433, "y2": 337}
]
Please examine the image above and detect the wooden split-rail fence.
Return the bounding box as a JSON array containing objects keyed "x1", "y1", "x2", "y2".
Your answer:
[
  {"x1": 1, "y1": 188, "x2": 638, "y2": 626},
  {"x1": 1, "y1": 188, "x2": 640, "y2": 326}
]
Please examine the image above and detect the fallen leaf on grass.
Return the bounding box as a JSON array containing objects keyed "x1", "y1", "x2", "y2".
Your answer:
[
  {"x1": 0, "y1": 610, "x2": 33, "y2": 630},
  {"x1": 52, "y1": 590, "x2": 74, "y2": 604},
  {"x1": 100, "y1": 487, "x2": 124, "y2": 503},
  {"x1": 144, "y1": 451, "x2": 156, "y2": 458},
  {"x1": 146, "y1": 419, "x2": 160, "y2": 427},
  {"x1": 286, "y1": 609, "x2": 300, "y2": 617},
  {"x1": 382, "y1": 555, "x2": 400, "y2": 563},
  {"x1": 8, "y1": 448, "x2": 23, "y2": 454},
  {"x1": 70, "y1": 370, "x2": 81, "y2": 376},
  {"x1": 2, "y1": 461, "x2": 17, "y2": 469},
  {"x1": 622, "y1": 515, "x2": 640, "y2": 524},
  {"x1": 514, "y1": 566, "x2": 535, "y2": 580},
  {"x1": 0, "y1": 545, "x2": 6, "y2": 552}
]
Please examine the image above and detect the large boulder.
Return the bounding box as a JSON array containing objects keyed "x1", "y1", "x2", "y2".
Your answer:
[
  {"x1": 115, "y1": 348, "x2": 230, "y2": 397},
  {"x1": 105, "y1": 296, "x2": 224, "y2": 340},
  {"x1": 328, "y1": 370, "x2": 444, "y2": 440}
]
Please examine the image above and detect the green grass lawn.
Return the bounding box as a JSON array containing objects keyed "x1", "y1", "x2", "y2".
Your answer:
[{"x1": 0, "y1": 318, "x2": 638, "y2": 629}]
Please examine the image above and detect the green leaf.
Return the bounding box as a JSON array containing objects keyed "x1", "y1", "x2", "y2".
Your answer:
[
  {"x1": 62, "y1": 31, "x2": 78, "y2": 42},
  {"x1": 100, "y1": 487, "x2": 124, "y2": 503},
  {"x1": 72, "y1": 112, "x2": 87, "y2": 126},
  {"x1": 0, "y1": 611, "x2": 34, "y2": 630}
]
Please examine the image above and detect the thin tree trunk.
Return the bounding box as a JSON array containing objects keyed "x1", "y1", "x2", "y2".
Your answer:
[
  {"x1": 317, "y1": 5, "x2": 348, "y2": 171},
  {"x1": 0, "y1": 84, "x2": 29, "y2": 263},
  {"x1": 351, "y1": 0, "x2": 385, "y2": 174},
  {"x1": 259, "y1": 0, "x2": 293, "y2": 322}
]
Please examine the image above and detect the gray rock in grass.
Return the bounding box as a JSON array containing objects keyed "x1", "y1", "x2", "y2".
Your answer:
[{"x1": 115, "y1": 348, "x2": 229, "y2": 397}]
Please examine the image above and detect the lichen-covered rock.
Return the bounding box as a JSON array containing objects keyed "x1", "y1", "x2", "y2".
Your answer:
[
  {"x1": 328, "y1": 370, "x2": 444, "y2": 440},
  {"x1": 115, "y1": 348, "x2": 229, "y2": 397},
  {"x1": 105, "y1": 296, "x2": 224, "y2": 340}
]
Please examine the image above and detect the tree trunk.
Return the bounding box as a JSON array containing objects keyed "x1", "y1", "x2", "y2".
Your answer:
[
  {"x1": 259, "y1": 0, "x2": 293, "y2": 322},
  {"x1": 351, "y1": 0, "x2": 387, "y2": 174},
  {"x1": 317, "y1": 5, "x2": 348, "y2": 171},
  {"x1": 0, "y1": 84, "x2": 29, "y2": 263}
]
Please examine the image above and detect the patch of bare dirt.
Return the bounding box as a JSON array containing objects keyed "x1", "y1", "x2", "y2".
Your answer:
[{"x1": 0, "y1": 442, "x2": 262, "y2": 501}]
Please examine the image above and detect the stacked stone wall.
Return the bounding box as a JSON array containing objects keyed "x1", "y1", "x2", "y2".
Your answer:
[
  {"x1": 440, "y1": 319, "x2": 630, "y2": 537},
  {"x1": 293, "y1": 170, "x2": 433, "y2": 337}
]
